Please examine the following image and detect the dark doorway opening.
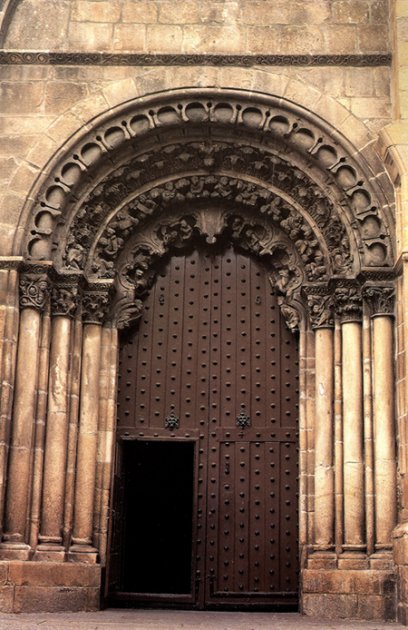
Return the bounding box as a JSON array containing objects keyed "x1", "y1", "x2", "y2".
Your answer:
[{"x1": 121, "y1": 440, "x2": 195, "y2": 595}]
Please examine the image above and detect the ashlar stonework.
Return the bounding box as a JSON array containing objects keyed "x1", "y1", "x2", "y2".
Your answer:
[{"x1": 0, "y1": 0, "x2": 408, "y2": 624}]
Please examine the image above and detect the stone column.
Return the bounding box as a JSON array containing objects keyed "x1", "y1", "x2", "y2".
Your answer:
[
  {"x1": 69, "y1": 288, "x2": 109, "y2": 563},
  {"x1": 29, "y1": 309, "x2": 51, "y2": 550},
  {"x1": 62, "y1": 315, "x2": 83, "y2": 547},
  {"x1": 307, "y1": 293, "x2": 335, "y2": 551},
  {"x1": 335, "y1": 285, "x2": 365, "y2": 554},
  {"x1": 94, "y1": 325, "x2": 118, "y2": 563},
  {"x1": 365, "y1": 286, "x2": 397, "y2": 551},
  {"x1": 0, "y1": 270, "x2": 50, "y2": 559},
  {"x1": 0, "y1": 260, "x2": 21, "y2": 533},
  {"x1": 36, "y1": 282, "x2": 79, "y2": 560}
]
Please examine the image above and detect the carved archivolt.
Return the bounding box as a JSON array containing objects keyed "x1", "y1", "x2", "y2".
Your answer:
[{"x1": 17, "y1": 88, "x2": 395, "y2": 330}]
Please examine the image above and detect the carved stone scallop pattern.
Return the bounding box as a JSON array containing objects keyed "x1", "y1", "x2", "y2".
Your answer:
[{"x1": 25, "y1": 90, "x2": 393, "y2": 276}]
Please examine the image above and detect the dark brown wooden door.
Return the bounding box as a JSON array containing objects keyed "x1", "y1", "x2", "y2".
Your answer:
[{"x1": 111, "y1": 245, "x2": 299, "y2": 609}]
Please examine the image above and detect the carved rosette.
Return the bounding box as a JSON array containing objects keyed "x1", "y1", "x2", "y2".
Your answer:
[
  {"x1": 334, "y1": 285, "x2": 363, "y2": 323},
  {"x1": 19, "y1": 273, "x2": 50, "y2": 312},
  {"x1": 81, "y1": 288, "x2": 110, "y2": 325},
  {"x1": 363, "y1": 285, "x2": 395, "y2": 318},
  {"x1": 304, "y1": 289, "x2": 334, "y2": 329},
  {"x1": 51, "y1": 284, "x2": 80, "y2": 318}
]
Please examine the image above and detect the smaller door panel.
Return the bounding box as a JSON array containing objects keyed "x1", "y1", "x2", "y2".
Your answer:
[{"x1": 205, "y1": 432, "x2": 297, "y2": 607}]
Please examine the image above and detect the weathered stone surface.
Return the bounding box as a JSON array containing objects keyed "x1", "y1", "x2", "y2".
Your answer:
[{"x1": 8, "y1": 562, "x2": 101, "y2": 587}]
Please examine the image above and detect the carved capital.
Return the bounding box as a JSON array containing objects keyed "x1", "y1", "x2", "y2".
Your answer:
[
  {"x1": 363, "y1": 285, "x2": 395, "y2": 318},
  {"x1": 81, "y1": 288, "x2": 110, "y2": 325},
  {"x1": 306, "y1": 293, "x2": 334, "y2": 329},
  {"x1": 51, "y1": 284, "x2": 80, "y2": 318},
  {"x1": 19, "y1": 273, "x2": 50, "y2": 312},
  {"x1": 334, "y1": 284, "x2": 363, "y2": 323}
]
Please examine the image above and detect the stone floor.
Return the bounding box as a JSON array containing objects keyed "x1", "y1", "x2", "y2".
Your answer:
[{"x1": 0, "y1": 610, "x2": 404, "y2": 629}]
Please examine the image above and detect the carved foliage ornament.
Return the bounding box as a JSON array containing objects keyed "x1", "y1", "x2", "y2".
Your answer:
[
  {"x1": 26, "y1": 91, "x2": 392, "y2": 275},
  {"x1": 120, "y1": 208, "x2": 303, "y2": 296},
  {"x1": 305, "y1": 293, "x2": 334, "y2": 330},
  {"x1": 363, "y1": 285, "x2": 395, "y2": 317},
  {"x1": 63, "y1": 142, "x2": 360, "y2": 278},
  {"x1": 19, "y1": 274, "x2": 50, "y2": 312},
  {"x1": 51, "y1": 284, "x2": 79, "y2": 318},
  {"x1": 81, "y1": 289, "x2": 110, "y2": 325},
  {"x1": 334, "y1": 285, "x2": 363, "y2": 323},
  {"x1": 90, "y1": 177, "x2": 332, "y2": 284}
]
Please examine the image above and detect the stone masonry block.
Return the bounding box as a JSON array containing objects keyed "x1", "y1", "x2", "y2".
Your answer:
[
  {"x1": 8, "y1": 561, "x2": 101, "y2": 588},
  {"x1": 345, "y1": 68, "x2": 375, "y2": 97},
  {"x1": 246, "y1": 27, "x2": 282, "y2": 54},
  {"x1": 357, "y1": 594, "x2": 396, "y2": 620},
  {"x1": 68, "y1": 23, "x2": 114, "y2": 51},
  {"x1": 0, "y1": 587, "x2": 14, "y2": 613},
  {"x1": 350, "y1": 97, "x2": 391, "y2": 120},
  {"x1": 71, "y1": 1, "x2": 121, "y2": 23},
  {"x1": 5, "y1": 0, "x2": 70, "y2": 50},
  {"x1": 358, "y1": 25, "x2": 390, "y2": 52},
  {"x1": 302, "y1": 593, "x2": 358, "y2": 618},
  {"x1": 113, "y1": 24, "x2": 146, "y2": 51},
  {"x1": 159, "y1": 1, "x2": 224, "y2": 25},
  {"x1": 280, "y1": 25, "x2": 324, "y2": 54},
  {"x1": 239, "y1": 1, "x2": 291, "y2": 25},
  {"x1": 371, "y1": 0, "x2": 390, "y2": 23},
  {"x1": 147, "y1": 24, "x2": 182, "y2": 53},
  {"x1": 323, "y1": 25, "x2": 359, "y2": 53},
  {"x1": 288, "y1": 1, "x2": 331, "y2": 25},
  {"x1": 13, "y1": 586, "x2": 89, "y2": 613},
  {"x1": 182, "y1": 25, "x2": 245, "y2": 54},
  {"x1": 44, "y1": 82, "x2": 88, "y2": 116},
  {"x1": 122, "y1": 1, "x2": 158, "y2": 24},
  {"x1": 332, "y1": 1, "x2": 370, "y2": 24},
  {"x1": 0, "y1": 83, "x2": 44, "y2": 115}
]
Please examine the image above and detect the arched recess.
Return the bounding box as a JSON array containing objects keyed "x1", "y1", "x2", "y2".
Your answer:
[{"x1": 0, "y1": 88, "x2": 398, "y2": 613}]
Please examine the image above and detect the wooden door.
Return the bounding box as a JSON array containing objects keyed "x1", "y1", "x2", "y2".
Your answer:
[{"x1": 110, "y1": 245, "x2": 299, "y2": 609}]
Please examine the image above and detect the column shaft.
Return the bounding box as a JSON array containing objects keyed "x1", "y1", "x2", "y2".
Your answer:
[
  {"x1": 63, "y1": 316, "x2": 83, "y2": 546},
  {"x1": 39, "y1": 316, "x2": 72, "y2": 551},
  {"x1": 342, "y1": 321, "x2": 365, "y2": 547},
  {"x1": 0, "y1": 269, "x2": 19, "y2": 532},
  {"x1": 334, "y1": 321, "x2": 344, "y2": 553},
  {"x1": 373, "y1": 316, "x2": 397, "y2": 546},
  {"x1": 314, "y1": 328, "x2": 334, "y2": 548},
  {"x1": 95, "y1": 326, "x2": 118, "y2": 563},
  {"x1": 29, "y1": 311, "x2": 51, "y2": 549},
  {"x1": 70, "y1": 323, "x2": 102, "y2": 557},
  {"x1": 2, "y1": 308, "x2": 41, "y2": 547},
  {"x1": 363, "y1": 312, "x2": 375, "y2": 555}
]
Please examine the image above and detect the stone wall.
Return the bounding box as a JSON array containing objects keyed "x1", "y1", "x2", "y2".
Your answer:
[
  {"x1": 3, "y1": 0, "x2": 390, "y2": 54},
  {"x1": 0, "y1": 64, "x2": 392, "y2": 253}
]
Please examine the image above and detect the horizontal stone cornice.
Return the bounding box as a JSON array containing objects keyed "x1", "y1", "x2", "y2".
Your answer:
[{"x1": 0, "y1": 51, "x2": 392, "y2": 67}]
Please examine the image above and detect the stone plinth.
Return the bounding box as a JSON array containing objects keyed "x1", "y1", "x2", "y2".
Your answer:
[{"x1": 0, "y1": 561, "x2": 101, "y2": 613}]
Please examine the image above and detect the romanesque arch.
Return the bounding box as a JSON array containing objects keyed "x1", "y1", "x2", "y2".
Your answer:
[{"x1": 0, "y1": 88, "x2": 398, "y2": 614}]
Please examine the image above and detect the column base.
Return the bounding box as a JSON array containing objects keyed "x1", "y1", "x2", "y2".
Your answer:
[
  {"x1": 369, "y1": 550, "x2": 394, "y2": 571},
  {"x1": 33, "y1": 544, "x2": 66, "y2": 562},
  {"x1": 68, "y1": 544, "x2": 98, "y2": 564},
  {"x1": 0, "y1": 542, "x2": 31, "y2": 561},
  {"x1": 338, "y1": 550, "x2": 368, "y2": 570},
  {"x1": 307, "y1": 550, "x2": 337, "y2": 570}
]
